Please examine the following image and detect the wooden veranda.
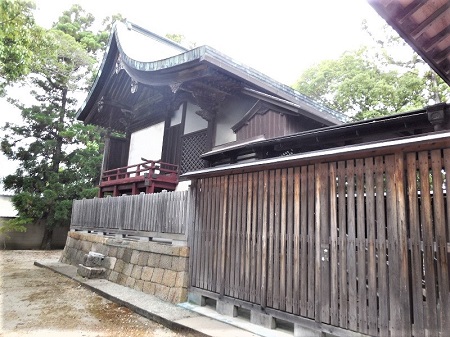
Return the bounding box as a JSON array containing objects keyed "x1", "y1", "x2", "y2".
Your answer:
[{"x1": 186, "y1": 131, "x2": 450, "y2": 336}]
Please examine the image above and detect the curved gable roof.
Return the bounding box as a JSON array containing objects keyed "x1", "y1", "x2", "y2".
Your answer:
[{"x1": 78, "y1": 22, "x2": 347, "y2": 127}]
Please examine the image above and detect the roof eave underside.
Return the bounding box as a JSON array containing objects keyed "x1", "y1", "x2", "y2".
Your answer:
[{"x1": 368, "y1": 0, "x2": 450, "y2": 86}]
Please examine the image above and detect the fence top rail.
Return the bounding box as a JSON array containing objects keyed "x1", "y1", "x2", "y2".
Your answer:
[{"x1": 182, "y1": 130, "x2": 450, "y2": 178}]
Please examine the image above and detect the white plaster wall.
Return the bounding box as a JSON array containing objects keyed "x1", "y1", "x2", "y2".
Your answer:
[
  {"x1": 215, "y1": 97, "x2": 256, "y2": 146},
  {"x1": 128, "y1": 122, "x2": 165, "y2": 165},
  {"x1": 175, "y1": 180, "x2": 191, "y2": 192},
  {"x1": 185, "y1": 102, "x2": 207, "y2": 134},
  {"x1": 170, "y1": 104, "x2": 183, "y2": 126}
]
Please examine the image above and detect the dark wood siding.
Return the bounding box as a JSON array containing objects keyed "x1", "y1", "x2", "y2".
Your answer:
[
  {"x1": 236, "y1": 110, "x2": 312, "y2": 141},
  {"x1": 161, "y1": 124, "x2": 182, "y2": 166}
]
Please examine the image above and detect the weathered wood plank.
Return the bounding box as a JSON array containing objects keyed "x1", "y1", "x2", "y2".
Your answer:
[
  {"x1": 256, "y1": 171, "x2": 264, "y2": 305},
  {"x1": 280, "y1": 168, "x2": 287, "y2": 311},
  {"x1": 268, "y1": 170, "x2": 275, "y2": 308},
  {"x1": 307, "y1": 165, "x2": 315, "y2": 319},
  {"x1": 418, "y1": 151, "x2": 438, "y2": 335},
  {"x1": 235, "y1": 174, "x2": 243, "y2": 299},
  {"x1": 293, "y1": 167, "x2": 301, "y2": 315},
  {"x1": 244, "y1": 173, "x2": 253, "y2": 302},
  {"x1": 364, "y1": 157, "x2": 377, "y2": 336},
  {"x1": 329, "y1": 163, "x2": 339, "y2": 326},
  {"x1": 431, "y1": 149, "x2": 450, "y2": 334},
  {"x1": 337, "y1": 161, "x2": 348, "y2": 329},
  {"x1": 229, "y1": 175, "x2": 238, "y2": 297},
  {"x1": 286, "y1": 167, "x2": 294, "y2": 313},
  {"x1": 375, "y1": 156, "x2": 389, "y2": 336},
  {"x1": 300, "y1": 166, "x2": 308, "y2": 317},
  {"x1": 261, "y1": 170, "x2": 269, "y2": 309},
  {"x1": 239, "y1": 173, "x2": 248, "y2": 299},
  {"x1": 355, "y1": 158, "x2": 367, "y2": 333},
  {"x1": 346, "y1": 159, "x2": 357, "y2": 331},
  {"x1": 406, "y1": 152, "x2": 424, "y2": 337},
  {"x1": 273, "y1": 169, "x2": 281, "y2": 310},
  {"x1": 219, "y1": 176, "x2": 229, "y2": 297},
  {"x1": 251, "y1": 172, "x2": 259, "y2": 303}
]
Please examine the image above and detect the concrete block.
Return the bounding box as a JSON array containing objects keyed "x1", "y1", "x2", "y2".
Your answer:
[
  {"x1": 77, "y1": 264, "x2": 105, "y2": 279},
  {"x1": 250, "y1": 311, "x2": 276, "y2": 329},
  {"x1": 216, "y1": 300, "x2": 237, "y2": 317},
  {"x1": 117, "y1": 273, "x2": 127, "y2": 285},
  {"x1": 134, "y1": 280, "x2": 144, "y2": 292},
  {"x1": 154, "y1": 284, "x2": 170, "y2": 301},
  {"x1": 188, "y1": 292, "x2": 206, "y2": 306},
  {"x1": 114, "y1": 259, "x2": 125, "y2": 273},
  {"x1": 109, "y1": 271, "x2": 119, "y2": 283},
  {"x1": 178, "y1": 246, "x2": 190, "y2": 257},
  {"x1": 105, "y1": 257, "x2": 117, "y2": 270},
  {"x1": 294, "y1": 324, "x2": 322, "y2": 337},
  {"x1": 142, "y1": 281, "x2": 156, "y2": 295},
  {"x1": 175, "y1": 271, "x2": 188, "y2": 288},
  {"x1": 171, "y1": 256, "x2": 188, "y2": 272}
]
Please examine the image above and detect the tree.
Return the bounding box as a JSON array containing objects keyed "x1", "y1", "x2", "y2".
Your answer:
[
  {"x1": 1, "y1": 6, "x2": 105, "y2": 248},
  {"x1": 294, "y1": 22, "x2": 450, "y2": 120},
  {"x1": 0, "y1": 0, "x2": 42, "y2": 93}
]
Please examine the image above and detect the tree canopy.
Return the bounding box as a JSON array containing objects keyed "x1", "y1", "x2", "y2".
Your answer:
[
  {"x1": 294, "y1": 22, "x2": 450, "y2": 120},
  {"x1": 0, "y1": 0, "x2": 41, "y2": 93},
  {"x1": 1, "y1": 5, "x2": 112, "y2": 248}
]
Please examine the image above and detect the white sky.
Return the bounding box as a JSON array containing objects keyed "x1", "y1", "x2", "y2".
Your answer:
[{"x1": 0, "y1": 0, "x2": 389, "y2": 193}]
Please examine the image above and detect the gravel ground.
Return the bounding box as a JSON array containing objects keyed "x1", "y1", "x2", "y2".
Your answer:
[{"x1": 0, "y1": 250, "x2": 200, "y2": 337}]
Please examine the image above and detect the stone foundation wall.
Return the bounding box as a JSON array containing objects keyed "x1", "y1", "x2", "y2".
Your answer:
[{"x1": 60, "y1": 231, "x2": 189, "y2": 303}]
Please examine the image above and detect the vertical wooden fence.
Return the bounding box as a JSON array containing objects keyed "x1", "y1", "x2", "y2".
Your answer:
[
  {"x1": 71, "y1": 190, "x2": 190, "y2": 238},
  {"x1": 189, "y1": 137, "x2": 450, "y2": 336}
]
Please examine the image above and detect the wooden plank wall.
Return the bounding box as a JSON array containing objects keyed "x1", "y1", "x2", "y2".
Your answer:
[
  {"x1": 190, "y1": 145, "x2": 450, "y2": 336},
  {"x1": 71, "y1": 190, "x2": 189, "y2": 236}
]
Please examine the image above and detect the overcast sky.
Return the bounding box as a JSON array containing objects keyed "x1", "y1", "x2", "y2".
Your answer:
[{"x1": 0, "y1": 0, "x2": 391, "y2": 193}]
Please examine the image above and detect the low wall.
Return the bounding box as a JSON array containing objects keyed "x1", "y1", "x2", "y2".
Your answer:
[
  {"x1": 0, "y1": 222, "x2": 69, "y2": 249},
  {"x1": 60, "y1": 231, "x2": 189, "y2": 304}
]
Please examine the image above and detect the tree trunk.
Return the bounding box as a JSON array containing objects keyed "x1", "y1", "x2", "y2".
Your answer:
[{"x1": 40, "y1": 227, "x2": 54, "y2": 250}]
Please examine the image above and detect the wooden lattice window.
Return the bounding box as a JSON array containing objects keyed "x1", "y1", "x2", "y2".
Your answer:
[{"x1": 180, "y1": 129, "x2": 207, "y2": 175}]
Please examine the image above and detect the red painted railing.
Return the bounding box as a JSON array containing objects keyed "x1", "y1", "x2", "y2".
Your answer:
[{"x1": 99, "y1": 158, "x2": 178, "y2": 197}]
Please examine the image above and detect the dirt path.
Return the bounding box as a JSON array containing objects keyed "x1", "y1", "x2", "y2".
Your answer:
[{"x1": 0, "y1": 250, "x2": 199, "y2": 337}]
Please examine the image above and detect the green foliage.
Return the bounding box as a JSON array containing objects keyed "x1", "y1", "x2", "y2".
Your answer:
[
  {"x1": 0, "y1": 0, "x2": 42, "y2": 92},
  {"x1": 1, "y1": 5, "x2": 106, "y2": 247},
  {"x1": 294, "y1": 23, "x2": 450, "y2": 120}
]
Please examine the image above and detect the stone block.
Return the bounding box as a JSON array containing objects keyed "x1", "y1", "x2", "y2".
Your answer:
[
  {"x1": 154, "y1": 284, "x2": 170, "y2": 301},
  {"x1": 80, "y1": 240, "x2": 92, "y2": 253},
  {"x1": 108, "y1": 246, "x2": 118, "y2": 257},
  {"x1": 142, "y1": 281, "x2": 156, "y2": 295},
  {"x1": 137, "y1": 252, "x2": 150, "y2": 266},
  {"x1": 109, "y1": 271, "x2": 119, "y2": 283},
  {"x1": 175, "y1": 271, "x2": 188, "y2": 288},
  {"x1": 131, "y1": 265, "x2": 143, "y2": 280},
  {"x1": 178, "y1": 246, "x2": 190, "y2": 258},
  {"x1": 134, "y1": 279, "x2": 144, "y2": 292},
  {"x1": 151, "y1": 268, "x2": 164, "y2": 283},
  {"x1": 105, "y1": 257, "x2": 117, "y2": 270},
  {"x1": 147, "y1": 253, "x2": 161, "y2": 267},
  {"x1": 161, "y1": 270, "x2": 177, "y2": 287},
  {"x1": 188, "y1": 292, "x2": 206, "y2": 306},
  {"x1": 82, "y1": 252, "x2": 105, "y2": 267},
  {"x1": 141, "y1": 267, "x2": 154, "y2": 281},
  {"x1": 250, "y1": 311, "x2": 276, "y2": 329},
  {"x1": 114, "y1": 259, "x2": 125, "y2": 273},
  {"x1": 77, "y1": 264, "x2": 105, "y2": 279},
  {"x1": 159, "y1": 255, "x2": 172, "y2": 269},
  {"x1": 117, "y1": 273, "x2": 127, "y2": 285},
  {"x1": 126, "y1": 276, "x2": 136, "y2": 288},
  {"x1": 123, "y1": 263, "x2": 134, "y2": 277},
  {"x1": 116, "y1": 247, "x2": 125, "y2": 259},
  {"x1": 216, "y1": 300, "x2": 237, "y2": 317},
  {"x1": 130, "y1": 250, "x2": 140, "y2": 264},
  {"x1": 171, "y1": 256, "x2": 189, "y2": 272},
  {"x1": 122, "y1": 248, "x2": 132, "y2": 263},
  {"x1": 294, "y1": 324, "x2": 322, "y2": 337}
]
